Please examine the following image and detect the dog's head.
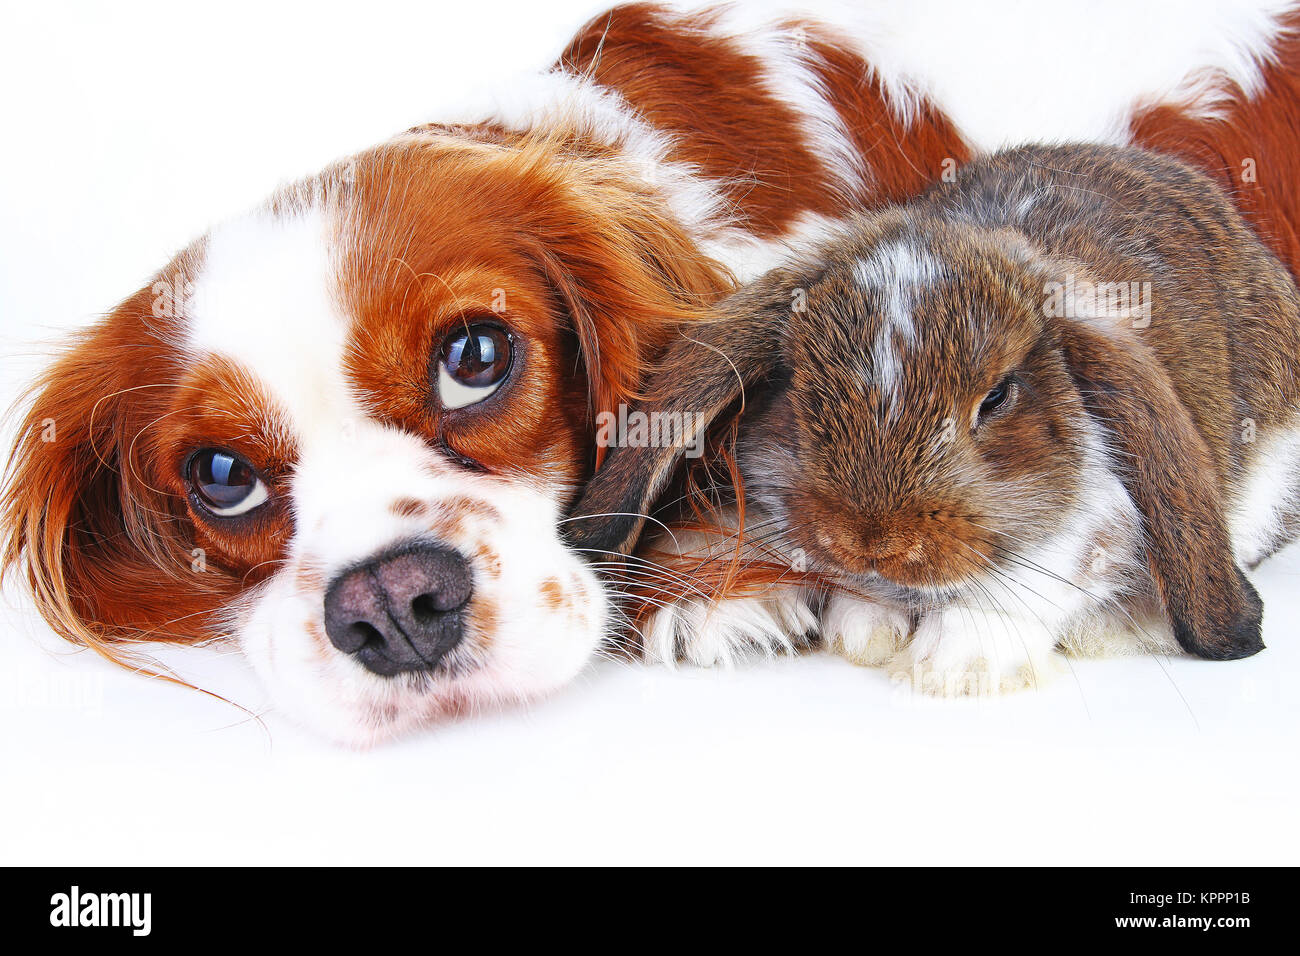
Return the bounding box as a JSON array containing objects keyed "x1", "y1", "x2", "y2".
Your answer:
[{"x1": 2, "y1": 131, "x2": 729, "y2": 744}]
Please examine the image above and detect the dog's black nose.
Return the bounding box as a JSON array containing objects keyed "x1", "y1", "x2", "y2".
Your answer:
[{"x1": 323, "y1": 544, "x2": 473, "y2": 676}]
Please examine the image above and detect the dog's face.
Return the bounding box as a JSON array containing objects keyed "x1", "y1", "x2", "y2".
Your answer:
[{"x1": 3, "y1": 133, "x2": 728, "y2": 744}]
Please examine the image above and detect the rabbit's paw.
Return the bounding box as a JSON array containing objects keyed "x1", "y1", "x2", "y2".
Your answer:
[
  {"x1": 822, "y1": 594, "x2": 910, "y2": 667},
  {"x1": 887, "y1": 606, "x2": 1063, "y2": 696}
]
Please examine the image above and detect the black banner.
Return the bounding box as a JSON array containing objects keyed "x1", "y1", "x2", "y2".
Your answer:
[{"x1": 4, "y1": 867, "x2": 1285, "y2": 942}]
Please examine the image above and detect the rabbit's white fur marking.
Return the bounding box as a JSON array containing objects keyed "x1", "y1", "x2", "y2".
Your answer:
[
  {"x1": 853, "y1": 240, "x2": 942, "y2": 402},
  {"x1": 1229, "y1": 418, "x2": 1300, "y2": 569}
]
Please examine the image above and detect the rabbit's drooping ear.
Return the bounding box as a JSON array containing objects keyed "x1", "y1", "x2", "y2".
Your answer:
[
  {"x1": 564, "y1": 269, "x2": 802, "y2": 557},
  {"x1": 1059, "y1": 323, "x2": 1264, "y2": 660}
]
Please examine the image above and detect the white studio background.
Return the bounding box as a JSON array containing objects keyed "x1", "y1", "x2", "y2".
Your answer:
[{"x1": 1, "y1": 0, "x2": 1297, "y2": 865}]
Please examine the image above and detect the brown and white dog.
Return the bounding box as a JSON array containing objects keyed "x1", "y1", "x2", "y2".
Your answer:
[{"x1": 5, "y1": 1, "x2": 1300, "y2": 743}]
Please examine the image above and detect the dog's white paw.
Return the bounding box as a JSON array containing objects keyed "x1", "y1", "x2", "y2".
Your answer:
[
  {"x1": 887, "y1": 605, "x2": 1062, "y2": 696},
  {"x1": 822, "y1": 594, "x2": 910, "y2": 667},
  {"x1": 641, "y1": 587, "x2": 815, "y2": 668}
]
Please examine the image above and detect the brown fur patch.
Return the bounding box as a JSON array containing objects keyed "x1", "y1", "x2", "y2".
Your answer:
[
  {"x1": 304, "y1": 618, "x2": 331, "y2": 662},
  {"x1": 466, "y1": 597, "x2": 498, "y2": 653},
  {"x1": 428, "y1": 512, "x2": 465, "y2": 545},
  {"x1": 559, "y1": 4, "x2": 838, "y2": 236},
  {"x1": 475, "y1": 543, "x2": 502, "y2": 578},
  {"x1": 441, "y1": 495, "x2": 502, "y2": 524},
  {"x1": 295, "y1": 564, "x2": 327, "y2": 592},
  {"x1": 540, "y1": 576, "x2": 566, "y2": 612},
  {"x1": 390, "y1": 497, "x2": 428, "y2": 519},
  {"x1": 801, "y1": 25, "x2": 972, "y2": 207}
]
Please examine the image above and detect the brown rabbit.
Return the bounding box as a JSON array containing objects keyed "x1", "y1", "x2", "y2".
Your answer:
[{"x1": 567, "y1": 143, "x2": 1298, "y2": 693}]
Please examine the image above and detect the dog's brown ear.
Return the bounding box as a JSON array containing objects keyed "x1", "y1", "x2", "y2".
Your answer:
[
  {"x1": 563, "y1": 270, "x2": 800, "y2": 557},
  {"x1": 522, "y1": 153, "x2": 734, "y2": 432},
  {"x1": 0, "y1": 280, "x2": 230, "y2": 663},
  {"x1": 1058, "y1": 323, "x2": 1264, "y2": 660}
]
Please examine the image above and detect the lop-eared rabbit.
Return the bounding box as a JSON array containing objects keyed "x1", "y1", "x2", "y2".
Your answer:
[{"x1": 569, "y1": 144, "x2": 1298, "y2": 694}]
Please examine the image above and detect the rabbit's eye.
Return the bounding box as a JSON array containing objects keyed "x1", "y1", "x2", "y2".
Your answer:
[{"x1": 976, "y1": 375, "x2": 1017, "y2": 425}]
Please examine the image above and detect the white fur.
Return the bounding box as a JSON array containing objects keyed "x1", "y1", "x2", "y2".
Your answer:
[
  {"x1": 185, "y1": 206, "x2": 607, "y2": 746},
  {"x1": 436, "y1": 70, "x2": 733, "y2": 243},
  {"x1": 1230, "y1": 419, "x2": 1300, "y2": 568},
  {"x1": 701, "y1": 209, "x2": 842, "y2": 283},
  {"x1": 822, "y1": 593, "x2": 910, "y2": 666},
  {"x1": 634, "y1": 519, "x2": 815, "y2": 668},
  {"x1": 853, "y1": 240, "x2": 940, "y2": 401},
  {"x1": 643, "y1": 587, "x2": 816, "y2": 668}
]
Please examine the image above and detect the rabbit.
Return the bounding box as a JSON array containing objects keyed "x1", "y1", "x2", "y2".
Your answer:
[{"x1": 565, "y1": 143, "x2": 1300, "y2": 694}]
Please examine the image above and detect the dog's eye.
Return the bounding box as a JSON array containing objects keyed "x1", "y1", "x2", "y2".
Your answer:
[
  {"x1": 976, "y1": 376, "x2": 1017, "y2": 424},
  {"x1": 188, "y1": 449, "x2": 269, "y2": 517},
  {"x1": 437, "y1": 323, "x2": 513, "y2": 410}
]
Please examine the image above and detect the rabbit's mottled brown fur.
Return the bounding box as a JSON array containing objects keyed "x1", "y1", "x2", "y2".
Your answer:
[{"x1": 569, "y1": 144, "x2": 1300, "y2": 691}]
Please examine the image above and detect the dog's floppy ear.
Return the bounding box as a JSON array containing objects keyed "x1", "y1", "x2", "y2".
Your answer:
[
  {"x1": 1058, "y1": 323, "x2": 1264, "y2": 660},
  {"x1": 521, "y1": 155, "x2": 734, "y2": 436},
  {"x1": 564, "y1": 269, "x2": 799, "y2": 557},
  {"x1": 1, "y1": 279, "x2": 228, "y2": 664}
]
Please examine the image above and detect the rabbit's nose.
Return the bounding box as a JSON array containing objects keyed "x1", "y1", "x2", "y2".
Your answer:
[
  {"x1": 855, "y1": 517, "x2": 911, "y2": 561},
  {"x1": 817, "y1": 516, "x2": 915, "y2": 569},
  {"x1": 860, "y1": 537, "x2": 911, "y2": 564}
]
